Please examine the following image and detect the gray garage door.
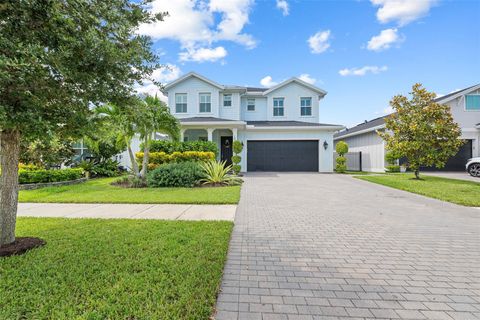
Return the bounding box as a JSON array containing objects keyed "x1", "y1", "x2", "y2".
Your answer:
[{"x1": 247, "y1": 140, "x2": 319, "y2": 172}]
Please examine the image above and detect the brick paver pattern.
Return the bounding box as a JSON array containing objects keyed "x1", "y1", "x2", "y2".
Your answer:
[{"x1": 214, "y1": 173, "x2": 480, "y2": 320}]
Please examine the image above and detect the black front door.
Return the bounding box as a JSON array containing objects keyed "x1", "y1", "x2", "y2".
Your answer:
[{"x1": 221, "y1": 136, "x2": 233, "y2": 165}]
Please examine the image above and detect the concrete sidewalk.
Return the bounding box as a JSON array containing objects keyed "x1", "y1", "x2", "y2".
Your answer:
[{"x1": 18, "y1": 203, "x2": 236, "y2": 221}]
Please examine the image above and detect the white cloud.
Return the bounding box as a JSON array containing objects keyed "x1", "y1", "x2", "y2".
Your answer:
[
  {"x1": 179, "y1": 46, "x2": 227, "y2": 62},
  {"x1": 135, "y1": 64, "x2": 181, "y2": 99},
  {"x1": 138, "y1": 0, "x2": 255, "y2": 63},
  {"x1": 260, "y1": 76, "x2": 278, "y2": 87},
  {"x1": 339, "y1": 65, "x2": 388, "y2": 76},
  {"x1": 298, "y1": 74, "x2": 316, "y2": 85},
  {"x1": 367, "y1": 28, "x2": 404, "y2": 51},
  {"x1": 307, "y1": 30, "x2": 331, "y2": 54},
  {"x1": 371, "y1": 0, "x2": 437, "y2": 26},
  {"x1": 276, "y1": 0, "x2": 289, "y2": 16},
  {"x1": 151, "y1": 64, "x2": 182, "y2": 82}
]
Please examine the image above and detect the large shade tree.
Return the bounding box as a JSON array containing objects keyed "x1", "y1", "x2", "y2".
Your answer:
[
  {"x1": 0, "y1": 0, "x2": 165, "y2": 246},
  {"x1": 379, "y1": 84, "x2": 463, "y2": 179}
]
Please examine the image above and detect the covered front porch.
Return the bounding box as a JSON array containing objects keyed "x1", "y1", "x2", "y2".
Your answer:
[{"x1": 179, "y1": 117, "x2": 246, "y2": 164}]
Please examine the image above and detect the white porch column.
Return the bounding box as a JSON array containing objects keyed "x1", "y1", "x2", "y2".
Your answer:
[
  {"x1": 180, "y1": 128, "x2": 185, "y2": 142},
  {"x1": 232, "y1": 128, "x2": 238, "y2": 140},
  {"x1": 207, "y1": 128, "x2": 214, "y2": 142}
]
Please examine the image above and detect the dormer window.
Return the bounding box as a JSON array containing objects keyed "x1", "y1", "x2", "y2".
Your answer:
[
  {"x1": 175, "y1": 93, "x2": 187, "y2": 113},
  {"x1": 223, "y1": 94, "x2": 232, "y2": 107},
  {"x1": 199, "y1": 93, "x2": 211, "y2": 113},
  {"x1": 466, "y1": 95, "x2": 480, "y2": 111},
  {"x1": 300, "y1": 97, "x2": 312, "y2": 116}
]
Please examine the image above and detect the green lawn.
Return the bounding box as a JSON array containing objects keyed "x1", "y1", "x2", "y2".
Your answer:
[
  {"x1": 357, "y1": 173, "x2": 480, "y2": 206},
  {"x1": 0, "y1": 218, "x2": 232, "y2": 319},
  {"x1": 19, "y1": 177, "x2": 241, "y2": 204}
]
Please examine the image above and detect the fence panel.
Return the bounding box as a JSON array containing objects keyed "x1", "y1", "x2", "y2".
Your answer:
[{"x1": 333, "y1": 152, "x2": 362, "y2": 171}]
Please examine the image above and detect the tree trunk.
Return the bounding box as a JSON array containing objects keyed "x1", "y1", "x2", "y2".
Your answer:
[
  {"x1": 140, "y1": 134, "x2": 150, "y2": 179},
  {"x1": 0, "y1": 129, "x2": 21, "y2": 246},
  {"x1": 125, "y1": 137, "x2": 139, "y2": 177},
  {"x1": 414, "y1": 169, "x2": 420, "y2": 179}
]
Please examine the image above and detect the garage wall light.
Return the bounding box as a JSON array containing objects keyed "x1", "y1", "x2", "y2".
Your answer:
[{"x1": 323, "y1": 140, "x2": 328, "y2": 150}]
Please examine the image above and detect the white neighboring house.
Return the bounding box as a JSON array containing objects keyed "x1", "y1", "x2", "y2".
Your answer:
[
  {"x1": 150, "y1": 72, "x2": 344, "y2": 172},
  {"x1": 334, "y1": 84, "x2": 480, "y2": 172}
]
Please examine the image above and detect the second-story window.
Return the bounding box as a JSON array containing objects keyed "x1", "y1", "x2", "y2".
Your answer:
[
  {"x1": 223, "y1": 94, "x2": 232, "y2": 107},
  {"x1": 175, "y1": 93, "x2": 187, "y2": 113},
  {"x1": 300, "y1": 97, "x2": 312, "y2": 116},
  {"x1": 273, "y1": 98, "x2": 284, "y2": 116},
  {"x1": 247, "y1": 98, "x2": 255, "y2": 111},
  {"x1": 199, "y1": 93, "x2": 211, "y2": 113},
  {"x1": 465, "y1": 95, "x2": 480, "y2": 111}
]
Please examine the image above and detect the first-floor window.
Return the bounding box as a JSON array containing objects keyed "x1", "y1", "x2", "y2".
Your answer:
[
  {"x1": 466, "y1": 95, "x2": 480, "y2": 111},
  {"x1": 223, "y1": 94, "x2": 232, "y2": 107},
  {"x1": 199, "y1": 93, "x2": 211, "y2": 113},
  {"x1": 247, "y1": 98, "x2": 255, "y2": 111},
  {"x1": 175, "y1": 93, "x2": 187, "y2": 113},
  {"x1": 273, "y1": 98, "x2": 284, "y2": 116},
  {"x1": 300, "y1": 97, "x2": 312, "y2": 116}
]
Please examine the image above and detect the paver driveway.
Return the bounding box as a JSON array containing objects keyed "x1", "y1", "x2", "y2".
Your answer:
[{"x1": 215, "y1": 173, "x2": 480, "y2": 320}]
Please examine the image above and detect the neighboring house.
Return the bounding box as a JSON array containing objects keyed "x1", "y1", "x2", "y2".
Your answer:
[
  {"x1": 161, "y1": 72, "x2": 343, "y2": 172},
  {"x1": 334, "y1": 84, "x2": 480, "y2": 172}
]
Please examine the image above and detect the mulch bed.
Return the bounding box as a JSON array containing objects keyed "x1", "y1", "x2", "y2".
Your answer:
[{"x1": 0, "y1": 237, "x2": 46, "y2": 257}]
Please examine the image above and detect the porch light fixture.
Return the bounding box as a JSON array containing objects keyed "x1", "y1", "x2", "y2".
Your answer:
[{"x1": 323, "y1": 140, "x2": 328, "y2": 150}]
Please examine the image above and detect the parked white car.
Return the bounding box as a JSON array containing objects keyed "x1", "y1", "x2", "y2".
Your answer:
[{"x1": 466, "y1": 157, "x2": 480, "y2": 177}]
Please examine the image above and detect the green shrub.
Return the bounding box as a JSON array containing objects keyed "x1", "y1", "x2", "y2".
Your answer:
[
  {"x1": 335, "y1": 141, "x2": 349, "y2": 155},
  {"x1": 136, "y1": 151, "x2": 215, "y2": 169},
  {"x1": 77, "y1": 159, "x2": 120, "y2": 177},
  {"x1": 335, "y1": 141, "x2": 349, "y2": 173},
  {"x1": 385, "y1": 165, "x2": 400, "y2": 172},
  {"x1": 231, "y1": 140, "x2": 243, "y2": 174},
  {"x1": 335, "y1": 156, "x2": 347, "y2": 173},
  {"x1": 19, "y1": 168, "x2": 84, "y2": 184},
  {"x1": 147, "y1": 162, "x2": 205, "y2": 188},
  {"x1": 148, "y1": 140, "x2": 218, "y2": 155},
  {"x1": 112, "y1": 175, "x2": 147, "y2": 188}
]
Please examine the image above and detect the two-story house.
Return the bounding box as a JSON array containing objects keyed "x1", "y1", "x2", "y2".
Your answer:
[
  {"x1": 334, "y1": 84, "x2": 480, "y2": 172},
  {"x1": 161, "y1": 72, "x2": 344, "y2": 172}
]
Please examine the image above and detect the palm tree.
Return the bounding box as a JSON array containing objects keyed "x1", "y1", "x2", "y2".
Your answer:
[
  {"x1": 94, "y1": 98, "x2": 141, "y2": 176},
  {"x1": 138, "y1": 95, "x2": 180, "y2": 178}
]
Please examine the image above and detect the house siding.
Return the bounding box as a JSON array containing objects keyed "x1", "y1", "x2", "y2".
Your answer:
[
  {"x1": 240, "y1": 96, "x2": 268, "y2": 121},
  {"x1": 336, "y1": 131, "x2": 386, "y2": 172}
]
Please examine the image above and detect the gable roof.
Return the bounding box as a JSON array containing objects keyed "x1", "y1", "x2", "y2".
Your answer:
[
  {"x1": 262, "y1": 77, "x2": 327, "y2": 96},
  {"x1": 164, "y1": 72, "x2": 224, "y2": 90},
  {"x1": 334, "y1": 83, "x2": 480, "y2": 140}
]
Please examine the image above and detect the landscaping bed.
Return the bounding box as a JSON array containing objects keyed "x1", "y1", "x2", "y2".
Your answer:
[
  {"x1": 19, "y1": 177, "x2": 241, "y2": 204},
  {"x1": 0, "y1": 217, "x2": 232, "y2": 319},
  {"x1": 357, "y1": 173, "x2": 480, "y2": 207}
]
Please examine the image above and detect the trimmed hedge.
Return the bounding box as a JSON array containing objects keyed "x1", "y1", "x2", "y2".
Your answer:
[
  {"x1": 136, "y1": 151, "x2": 215, "y2": 170},
  {"x1": 19, "y1": 168, "x2": 84, "y2": 184},
  {"x1": 148, "y1": 140, "x2": 218, "y2": 155},
  {"x1": 147, "y1": 162, "x2": 205, "y2": 188}
]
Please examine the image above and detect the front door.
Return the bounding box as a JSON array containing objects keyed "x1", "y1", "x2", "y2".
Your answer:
[{"x1": 221, "y1": 136, "x2": 233, "y2": 166}]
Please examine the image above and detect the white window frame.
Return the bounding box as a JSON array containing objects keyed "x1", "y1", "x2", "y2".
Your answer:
[
  {"x1": 247, "y1": 98, "x2": 256, "y2": 112},
  {"x1": 223, "y1": 94, "x2": 232, "y2": 108},
  {"x1": 273, "y1": 97, "x2": 285, "y2": 117},
  {"x1": 199, "y1": 93, "x2": 212, "y2": 113},
  {"x1": 300, "y1": 97, "x2": 312, "y2": 117},
  {"x1": 175, "y1": 93, "x2": 187, "y2": 113},
  {"x1": 465, "y1": 94, "x2": 480, "y2": 112}
]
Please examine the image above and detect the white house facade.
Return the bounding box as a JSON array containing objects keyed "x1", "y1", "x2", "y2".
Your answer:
[
  {"x1": 334, "y1": 84, "x2": 480, "y2": 172},
  {"x1": 159, "y1": 72, "x2": 343, "y2": 172}
]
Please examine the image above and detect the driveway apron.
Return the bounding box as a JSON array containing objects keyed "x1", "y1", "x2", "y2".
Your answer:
[{"x1": 215, "y1": 173, "x2": 480, "y2": 320}]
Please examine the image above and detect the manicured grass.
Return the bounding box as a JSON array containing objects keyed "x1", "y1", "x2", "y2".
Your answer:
[
  {"x1": 357, "y1": 173, "x2": 480, "y2": 206},
  {"x1": 19, "y1": 177, "x2": 241, "y2": 204},
  {"x1": 0, "y1": 218, "x2": 232, "y2": 319},
  {"x1": 343, "y1": 170, "x2": 374, "y2": 175}
]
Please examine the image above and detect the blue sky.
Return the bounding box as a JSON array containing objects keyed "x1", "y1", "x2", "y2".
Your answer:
[{"x1": 138, "y1": 0, "x2": 480, "y2": 127}]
